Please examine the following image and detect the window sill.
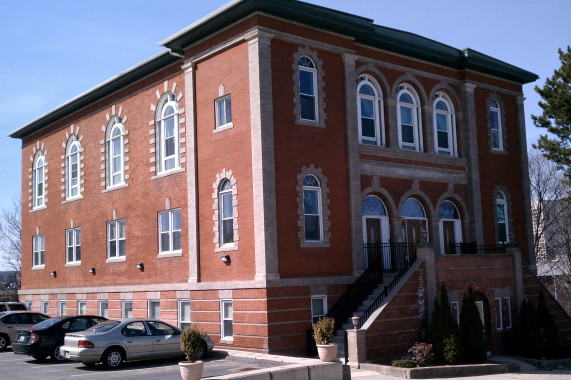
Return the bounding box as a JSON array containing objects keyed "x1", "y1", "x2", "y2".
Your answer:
[
  {"x1": 152, "y1": 168, "x2": 185, "y2": 180},
  {"x1": 300, "y1": 241, "x2": 331, "y2": 248},
  {"x1": 65, "y1": 262, "x2": 81, "y2": 267},
  {"x1": 103, "y1": 183, "x2": 128, "y2": 193},
  {"x1": 219, "y1": 338, "x2": 234, "y2": 344},
  {"x1": 213, "y1": 122, "x2": 234, "y2": 134},
  {"x1": 106, "y1": 257, "x2": 126, "y2": 264},
  {"x1": 31, "y1": 265, "x2": 45, "y2": 271},
  {"x1": 30, "y1": 205, "x2": 47, "y2": 213},
  {"x1": 490, "y1": 148, "x2": 507, "y2": 155},
  {"x1": 62, "y1": 196, "x2": 83, "y2": 204},
  {"x1": 157, "y1": 251, "x2": 183, "y2": 258},
  {"x1": 215, "y1": 244, "x2": 238, "y2": 253},
  {"x1": 295, "y1": 118, "x2": 325, "y2": 128}
]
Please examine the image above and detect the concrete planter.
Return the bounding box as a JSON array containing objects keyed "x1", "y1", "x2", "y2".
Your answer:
[
  {"x1": 179, "y1": 361, "x2": 203, "y2": 380},
  {"x1": 317, "y1": 343, "x2": 338, "y2": 362}
]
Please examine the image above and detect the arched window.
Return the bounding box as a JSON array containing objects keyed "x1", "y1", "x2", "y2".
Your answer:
[
  {"x1": 438, "y1": 201, "x2": 462, "y2": 254},
  {"x1": 496, "y1": 192, "x2": 509, "y2": 243},
  {"x1": 33, "y1": 151, "x2": 45, "y2": 208},
  {"x1": 362, "y1": 195, "x2": 387, "y2": 216},
  {"x1": 303, "y1": 175, "x2": 322, "y2": 242},
  {"x1": 298, "y1": 56, "x2": 318, "y2": 122},
  {"x1": 219, "y1": 179, "x2": 234, "y2": 246},
  {"x1": 65, "y1": 137, "x2": 81, "y2": 199},
  {"x1": 156, "y1": 93, "x2": 180, "y2": 173},
  {"x1": 362, "y1": 195, "x2": 390, "y2": 269},
  {"x1": 401, "y1": 198, "x2": 428, "y2": 243},
  {"x1": 433, "y1": 93, "x2": 457, "y2": 156},
  {"x1": 396, "y1": 84, "x2": 422, "y2": 152},
  {"x1": 106, "y1": 118, "x2": 124, "y2": 187},
  {"x1": 489, "y1": 99, "x2": 503, "y2": 150},
  {"x1": 357, "y1": 75, "x2": 384, "y2": 146}
]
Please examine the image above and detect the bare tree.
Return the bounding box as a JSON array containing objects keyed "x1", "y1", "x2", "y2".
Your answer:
[{"x1": 0, "y1": 196, "x2": 22, "y2": 285}]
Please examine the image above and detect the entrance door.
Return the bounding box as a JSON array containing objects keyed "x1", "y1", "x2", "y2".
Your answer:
[
  {"x1": 405, "y1": 219, "x2": 423, "y2": 243},
  {"x1": 365, "y1": 218, "x2": 381, "y2": 269},
  {"x1": 443, "y1": 220, "x2": 456, "y2": 254}
]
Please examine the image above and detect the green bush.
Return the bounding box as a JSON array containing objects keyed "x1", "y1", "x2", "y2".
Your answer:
[
  {"x1": 443, "y1": 334, "x2": 461, "y2": 364},
  {"x1": 391, "y1": 359, "x2": 417, "y2": 368},
  {"x1": 180, "y1": 326, "x2": 204, "y2": 363},
  {"x1": 429, "y1": 284, "x2": 461, "y2": 364},
  {"x1": 313, "y1": 317, "x2": 335, "y2": 345},
  {"x1": 459, "y1": 287, "x2": 486, "y2": 363}
]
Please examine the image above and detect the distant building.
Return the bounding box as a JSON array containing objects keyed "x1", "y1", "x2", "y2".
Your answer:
[{"x1": 10, "y1": 0, "x2": 571, "y2": 360}]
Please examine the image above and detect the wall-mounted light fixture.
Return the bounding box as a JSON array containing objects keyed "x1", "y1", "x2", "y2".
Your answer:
[
  {"x1": 220, "y1": 255, "x2": 230, "y2": 262},
  {"x1": 50, "y1": 271, "x2": 56, "y2": 277},
  {"x1": 136, "y1": 263, "x2": 144, "y2": 270},
  {"x1": 88, "y1": 267, "x2": 95, "y2": 275}
]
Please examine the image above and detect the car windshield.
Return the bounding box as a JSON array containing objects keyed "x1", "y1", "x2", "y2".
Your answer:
[
  {"x1": 9, "y1": 304, "x2": 27, "y2": 311},
  {"x1": 33, "y1": 318, "x2": 62, "y2": 329},
  {"x1": 86, "y1": 320, "x2": 121, "y2": 333}
]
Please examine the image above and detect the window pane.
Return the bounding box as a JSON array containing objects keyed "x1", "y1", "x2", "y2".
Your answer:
[
  {"x1": 118, "y1": 220, "x2": 126, "y2": 238},
  {"x1": 401, "y1": 124, "x2": 414, "y2": 144},
  {"x1": 438, "y1": 131, "x2": 449, "y2": 149},
  {"x1": 180, "y1": 301, "x2": 190, "y2": 322},
  {"x1": 223, "y1": 320, "x2": 233, "y2": 337},
  {"x1": 305, "y1": 215, "x2": 320, "y2": 241},
  {"x1": 160, "y1": 213, "x2": 170, "y2": 232},
  {"x1": 123, "y1": 302, "x2": 133, "y2": 318},
  {"x1": 498, "y1": 222, "x2": 507, "y2": 242},
  {"x1": 490, "y1": 111, "x2": 499, "y2": 130},
  {"x1": 222, "y1": 193, "x2": 233, "y2": 218},
  {"x1": 400, "y1": 106, "x2": 413, "y2": 125},
  {"x1": 109, "y1": 222, "x2": 116, "y2": 240},
  {"x1": 67, "y1": 247, "x2": 73, "y2": 262},
  {"x1": 119, "y1": 240, "x2": 126, "y2": 256},
  {"x1": 173, "y1": 231, "x2": 182, "y2": 251},
  {"x1": 361, "y1": 117, "x2": 375, "y2": 138},
  {"x1": 149, "y1": 302, "x2": 160, "y2": 319},
  {"x1": 161, "y1": 232, "x2": 170, "y2": 252},
  {"x1": 312, "y1": 298, "x2": 324, "y2": 316},
  {"x1": 359, "y1": 84, "x2": 374, "y2": 96},
  {"x1": 76, "y1": 246, "x2": 81, "y2": 261},
  {"x1": 496, "y1": 204, "x2": 505, "y2": 223},
  {"x1": 223, "y1": 301, "x2": 233, "y2": 318},
  {"x1": 173, "y1": 210, "x2": 181, "y2": 231},
  {"x1": 360, "y1": 98, "x2": 374, "y2": 118},
  {"x1": 299, "y1": 70, "x2": 314, "y2": 95},
  {"x1": 304, "y1": 189, "x2": 319, "y2": 215},
  {"x1": 399, "y1": 93, "x2": 413, "y2": 104},
  {"x1": 109, "y1": 240, "x2": 117, "y2": 257},
  {"x1": 436, "y1": 113, "x2": 448, "y2": 132},
  {"x1": 100, "y1": 302, "x2": 109, "y2": 319},
  {"x1": 300, "y1": 95, "x2": 315, "y2": 120},
  {"x1": 225, "y1": 98, "x2": 232, "y2": 123},
  {"x1": 222, "y1": 220, "x2": 233, "y2": 244},
  {"x1": 435, "y1": 100, "x2": 448, "y2": 111}
]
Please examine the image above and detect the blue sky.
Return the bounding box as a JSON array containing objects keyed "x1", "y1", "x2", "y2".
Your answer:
[{"x1": 1, "y1": 0, "x2": 569, "y2": 214}]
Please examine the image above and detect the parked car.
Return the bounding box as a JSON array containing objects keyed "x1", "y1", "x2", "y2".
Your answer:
[
  {"x1": 12, "y1": 315, "x2": 107, "y2": 361},
  {"x1": 61, "y1": 319, "x2": 214, "y2": 368},
  {"x1": 0, "y1": 311, "x2": 49, "y2": 351},
  {"x1": 0, "y1": 302, "x2": 28, "y2": 313}
]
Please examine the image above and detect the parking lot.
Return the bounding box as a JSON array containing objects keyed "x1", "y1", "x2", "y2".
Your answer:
[{"x1": 0, "y1": 348, "x2": 284, "y2": 380}]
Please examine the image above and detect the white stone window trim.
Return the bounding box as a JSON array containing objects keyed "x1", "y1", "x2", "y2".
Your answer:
[
  {"x1": 106, "y1": 256, "x2": 127, "y2": 264},
  {"x1": 357, "y1": 74, "x2": 385, "y2": 147},
  {"x1": 62, "y1": 196, "x2": 84, "y2": 205},
  {"x1": 158, "y1": 208, "x2": 182, "y2": 255},
  {"x1": 156, "y1": 92, "x2": 181, "y2": 174},
  {"x1": 292, "y1": 47, "x2": 326, "y2": 128},
  {"x1": 212, "y1": 170, "x2": 239, "y2": 251},
  {"x1": 151, "y1": 167, "x2": 186, "y2": 181},
  {"x1": 432, "y1": 92, "x2": 457, "y2": 157},
  {"x1": 396, "y1": 84, "x2": 423, "y2": 152},
  {"x1": 297, "y1": 165, "x2": 331, "y2": 248}
]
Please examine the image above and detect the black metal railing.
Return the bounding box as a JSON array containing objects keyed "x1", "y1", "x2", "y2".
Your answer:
[
  {"x1": 363, "y1": 242, "x2": 416, "y2": 272},
  {"x1": 447, "y1": 242, "x2": 506, "y2": 255},
  {"x1": 357, "y1": 248, "x2": 417, "y2": 329}
]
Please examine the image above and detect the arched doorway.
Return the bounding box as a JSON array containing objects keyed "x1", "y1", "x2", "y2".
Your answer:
[
  {"x1": 362, "y1": 195, "x2": 390, "y2": 269},
  {"x1": 438, "y1": 201, "x2": 463, "y2": 254},
  {"x1": 401, "y1": 198, "x2": 428, "y2": 243}
]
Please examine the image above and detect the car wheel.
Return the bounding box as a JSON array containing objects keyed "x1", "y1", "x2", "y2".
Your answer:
[
  {"x1": 32, "y1": 354, "x2": 48, "y2": 361},
  {"x1": 51, "y1": 344, "x2": 66, "y2": 361},
  {"x1": 102, "y1": 347, "x2": 124, "y2": 369},
  {"x1": 0, "y1": 334, "x2": 9, "y2": 351}
]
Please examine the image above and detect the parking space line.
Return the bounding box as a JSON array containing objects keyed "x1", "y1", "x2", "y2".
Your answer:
[{"x1": 71, "y1": 365, "x2": 178, "y2": 377}]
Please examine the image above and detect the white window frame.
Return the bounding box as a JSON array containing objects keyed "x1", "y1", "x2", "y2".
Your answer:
[
  {"x1": 220, "y1": 299, "x2": 233, "y2": 341},
  {"x1": 298, "y1": 56, "x2": 318, "y2": 122},
  {"x1": 66, "y1": 228, "x2": 81, "y2": 264},
  {"x1": 178, "y1": 299, "x2": 191, "y2": 331},
  {"x1": 156, "y1": 94, "x2": 180, "y2": 174},
  {"x1": 77, "y1": 300, "x2": 86, "y2": 315},
  {"x1": 218, "y1": 180, "x2": 234, "y2": 247},
  {"x1": 475, "y1": 301, "x2": 485, "y2": 326},
  {"x1": 33, "y1": 234, "x2": 45, "y2": 268},
  {"x1": 503, "y1": 297, "x2": 512, "y2": 329},
  {"x1": 396, "y1": 84, "x2": 423, "y2": 152},
  {"x1": 66, "y1": 139, "x2": 81, "y2": 199},
  {"x1": 41, "y1": 301, "x2": 49, "y2": 315},
  {"x1": 311, "y1": 296, "x2": 327, "y2": 324},
  {"x1": 25, "y1": 301, "x2": 33, "y2": 311},
  {"x1": 357, "y1": 75, "x2": 384, "y2": 146},
  {"x1": 33, "y1": 153, "x2": 46, "y2": 209},
  {"x1": 433, "y1": 92, "x2": 457, "y2": 156},
  {"x1": 489, "y1": 99, "x2": 503, "y2": 151},
  {"x1": 122, "y1": 300, "x2": 133, "y2": 318},
  {"x1": 450, "y1": 301, "x2": 460, "y2": 325},
  {"x1": 215, "y1": 95, "x2": 232, "y2": 130},
  {"x1": 496, "y1": 192, "x2": 510, "y2": 243},
  {"x1": 107, "y1": 219, "x2": 126, "y2": 260},
  {"x1": 303, "y1": 175, "x2": 323, "y2": 243},
  {"x1": 158, "y1": 209, "x2": 182, "y2": 255},
  {"x1": 495, "y1": 297, "x2": 503, "y2": 330},
  {"x1": 148, "y1": 300, "x2": 160, "y2": 319},
  {"x1": 106, "y1": 122, "x2": 125, "y2": 188},
  {"x1": 58, "y1": 300, "x2": 67, "y2": 316},
  {"x1": 99, "y1": 301, "x2": 109, "y2": 319}
]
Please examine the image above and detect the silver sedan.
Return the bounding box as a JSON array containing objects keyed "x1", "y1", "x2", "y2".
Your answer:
[{"x1": 61, "y1": 318, "x2": 214, "y2": 368}]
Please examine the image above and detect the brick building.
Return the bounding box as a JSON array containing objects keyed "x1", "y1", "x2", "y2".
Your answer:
[{"x1": 10, "y1": 0, "x2": 571, "y2": 360}]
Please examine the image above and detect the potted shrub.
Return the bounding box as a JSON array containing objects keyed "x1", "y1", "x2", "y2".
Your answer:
[
  {"x1": 179, "y1": 326, "x2": 204, "y2": 380},
  {"x1": 313, "y1": 317, "x2": 337, "y2": 362}
]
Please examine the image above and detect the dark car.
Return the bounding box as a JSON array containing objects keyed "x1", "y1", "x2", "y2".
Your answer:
[{"x1": 12, "y1": 315, "x2": 106, "y2": 361}]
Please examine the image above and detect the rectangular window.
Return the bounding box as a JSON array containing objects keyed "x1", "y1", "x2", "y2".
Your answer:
[
  {"x1": 99, "y1": 301, "x2": 109, "y2": 319},
  {"x1": 221, "y1": 300, "x2": 233, "y2": 340},
  {"x1": 179, "y1": 300, "x2": 191, "y2": 331},
  {"x1": 107, "y1": 219, "x2": 126, "y2": 259},
  {"x1": 122, "y1": 301, "x2": 133, "y2": 318},
  {"x1": 25, "y1": 301, "x2": 33, "y2": 311},
  {"x1": 475, "y1": 301, "x2": 484, "y2": 328},
  {"x1": 58, "y1": 301, "x2": 67, "y2": 316},
  {"x1": 159, "y1": 209, "x2": 181, "y2": 254},
  {"x1": 33, "y1": 235, "x2": 45, "y2": 267},
  {"x1": 215, "y1": 95, "x2": 232, "y2": 129},
  {"x1": 304, "y1": 189, "x2": 321, "y2": 242},
  {"x1": 311, "y1": 296, "x2": 327, "y2": 324},
  {"x1": 299, "y1": 68, "x2": 316, "y2": 121},
  {"x1": 41, "y1": 301, "x2": 49, "y2": 315},
  {"x1": 450, "y1": 301, "x2": 460, "y2": 325},
  {"x1": 503, "y1": 297, "x2": 512, "y2": 329},
  {"x1": 66, "y1": 228, "x2": 81, "y2": 263},
  {"x1": 495, "y1": 298, "x2": 503, "y2": 330},
  {"x1": 148, "y1": 300, "x2": 160, "y2": 319},
  {"x1": 77, "y1": 300, "x2": 86, "y2": 315}
]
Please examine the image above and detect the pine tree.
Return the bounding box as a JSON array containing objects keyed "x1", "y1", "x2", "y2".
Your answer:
[
  {"x1": 537, "y1": 293, "x2": 559, "y2": 359},
  {"x1": 459, "y1": 287, "x2": 486, "y2": 363},
  {"x1": 429, "y1": 284, "x2": 460, "y2": 363},
  {"x1": 533, "y1": 46, "x2": 571, "y2": 179},
  {"x1": 514, "y1": 298, "x2": 541, "y2": 358}
]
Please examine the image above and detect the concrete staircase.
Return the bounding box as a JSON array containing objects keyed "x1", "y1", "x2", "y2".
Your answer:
[{"x1": 332, "y1": 273, "x2": 395, "y2": 359}]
